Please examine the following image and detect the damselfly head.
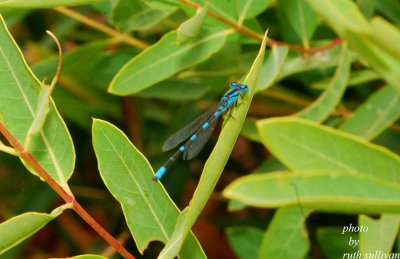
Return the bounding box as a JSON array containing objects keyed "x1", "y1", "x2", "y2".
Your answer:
[{"x1": 230, "y1": 82, "x2": 248, "y2": 93}]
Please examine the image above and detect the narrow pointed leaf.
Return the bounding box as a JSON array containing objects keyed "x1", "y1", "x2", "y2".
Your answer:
[
  {"x1": 257, "y1": 45, "x2": 288, "y2": 90},
  {"x1": 305, "y1": 0, "x2": 371, "y2": 35},
  {"x1": 158, "y1": 30, "x2": 269, "y2": 259},
  {"x1": 296, "y1": 45, "x2": 351, "y2": 122},
  {"x1": 109, "y1": 27, "x2": 230, "y2": 95}
]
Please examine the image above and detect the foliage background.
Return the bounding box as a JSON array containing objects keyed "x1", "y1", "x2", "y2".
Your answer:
[{"x1": 0, "y1": 0, "x2": 399, "y2": 258}]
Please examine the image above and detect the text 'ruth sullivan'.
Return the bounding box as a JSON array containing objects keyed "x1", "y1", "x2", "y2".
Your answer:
[{"x1": 343, "y1": 250, "x2": 400, "y2": 259}]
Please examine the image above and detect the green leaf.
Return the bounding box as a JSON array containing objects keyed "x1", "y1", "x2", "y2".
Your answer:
[
  {"x1": 278, "y1": 0, "x2": 318, "y2": 47},
  {"x1": 236, "y1": 0, "x2": 273, "y2": 21},
  {"x1": 356, "y1": 0, "x2": 376, "y2": 18},
  {"x1": 111, "y1": 0, "x2": 176, "y2": 32},
  {"x1": 92, "y1": 119, "x2": 205, "y2": 257},
  {"x1": 136, "y1": 79, "x2": 208, "y2": 100},
  {"x1": 315, "y1": 69, "x2": 379, "y2": 88},
  {"x1": 306, "y1": 0, "x2": 400, "y2": 92},
  {"x1": 158, "y1": 30, "x2": 269, "y2": 259},
  {"x1": 257, "y1": 45, "x2": 289, "y2": 91},
  {"x1": 305, "y1": 0, "x2": 371, "y2": 35},
  {"x1": 277, "y1": 45, "x2": 341, "y2": 81},
  {"x1": 259, "y1": 207, "x2": 311, "y2": 259},
  {"x1": 223, "y1": 171, "x2": 400, "y2": 213},
  {"x1": 226, "y1": 227, "x2": 263, "y2": 259},
  {"x1": 256, "y1": 117, "x2": 400, "y2": 182},
  {"x1": 205, "y1": 1, "x2": 237, "y2": 21},
  {"x1": 295, "y1": 44, "x2": 351, "y2": 122},
  {"x1": 370, "y1": 17, "x2": 400, "y2": 62},
  {"x1": 0, "y1": 205, "x2": 67, "y2": 255},
  {"x1": 340, "y1": 85, "x2": 400, "y2": 140},
  {"x1": 177, "y1": 3, "x2": 209, "y2": 44},
  {"x1": 0, "y1": 0, "x2": 103, "y2": 8},
  {"x1": 359, "y1": 214, "x2": 400, "y2": 255},
  {"x1": 376, "y1": 0, "x2": 400, "y2": 25},
  {"x1": 0, "y1": 15, "x2": 75, "y2": 188},
  {"x1": 240, "y1": 119, "x2": 260, "y2": 142},
  {"x1": 344, "y1": 29, "x2": 400, "y2": 93},
  {"x1": 109, "y1": 26, "x2": 230, "y2": 95}
]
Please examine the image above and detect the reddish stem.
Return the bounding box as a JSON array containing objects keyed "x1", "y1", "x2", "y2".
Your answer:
[
  {"x1": 0, "y1": 122, "x2": 134, "y2": 259},
  {"x1": 179, "y1": 0, "x2": 342, "y2": 53}
]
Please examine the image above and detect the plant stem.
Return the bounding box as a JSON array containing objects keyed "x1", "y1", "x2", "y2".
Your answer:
[
  {"x1": 0, "y1": 122, "x2": 135, "y2": 259},
  {"x1": 54, "y1": 7, "x2": 149, "y2": 49},
  {"x1": 179, "y1": 0, "x2": 342, "y2": 54}
]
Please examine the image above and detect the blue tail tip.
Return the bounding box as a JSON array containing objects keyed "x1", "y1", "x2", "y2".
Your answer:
[{"x1": 152, "y1": 166, "x2": 167, "y2": 181}]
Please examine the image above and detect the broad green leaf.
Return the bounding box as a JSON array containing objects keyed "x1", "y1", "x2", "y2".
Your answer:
[
  {"x1": 359, "y1": 214, "x2": 400, "y2": 255},
  {"x1": 92, "y1": 120, "x2": 205, "y2": 257},
  {"x1": 223, "y1": 171, "x2": 400, "y2": 213},
  {"x1": 0, "y1": 0, "x2": 102, "y2": 8},
  {"x1": 296, "y1": 45, "x2": 351, "y2": 122},
  {"x1": 236, "y1": 0, "x2": 273, "y2": 21},
  {"x1": 109, "y1": 26, "x2": 230, "y2": 95},
  {"x1": 0, "y1": 15, "x2": 75, "y2": 188},
  {"x1": 257, "y1": 45, "x2": 288, "y2": 91},
  {"x1": 0, "y1": 205, "x2": 67, "y2": 255},
  {"x1": 256, "y1": 117, "x2": 400, "y2": 182},
  {"x1": 278, "y1": 0, "x2": 318, "y2": 47},
  {"x1": 340, "y1": 85, "x2": 400, "y2": 140},
  {"x1": 177, "y1": 3, "x2": 209, "y2": 44},
  {"x1": 226, "y1": 227, "x2": 263, "y2": 259},
  {"x1": 111, "y1": 0, "x2": 176, "y2": 32},
  {"x1": 158, "y1": 30, "x2": 268, "y2": 259},
  {"x1": 259, "y1": 207, "x2": 311, "y2": 259},
  {"x1": 305, "y1": 0, "x2": 371, "y2": 35}
]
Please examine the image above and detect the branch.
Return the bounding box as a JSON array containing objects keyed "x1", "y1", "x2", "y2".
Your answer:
[
  {"x1": 179, "y1": 0, "x2": 342, "y2": 54},
  {"x1": 0, "y1": 122, "x2": 135, "y2": 259},
  {"x1": 54, "y1": 7, "x2": 149, "y2": 49}
]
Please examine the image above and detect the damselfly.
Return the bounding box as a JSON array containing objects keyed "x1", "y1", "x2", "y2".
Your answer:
[{"x1": 152, "y1": 82, "x2": 249, "y2": 181}]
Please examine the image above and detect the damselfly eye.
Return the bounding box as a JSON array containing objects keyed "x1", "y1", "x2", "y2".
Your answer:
[{"x1": 230, "y1": 82, "x2": 237, "y2": 88}]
